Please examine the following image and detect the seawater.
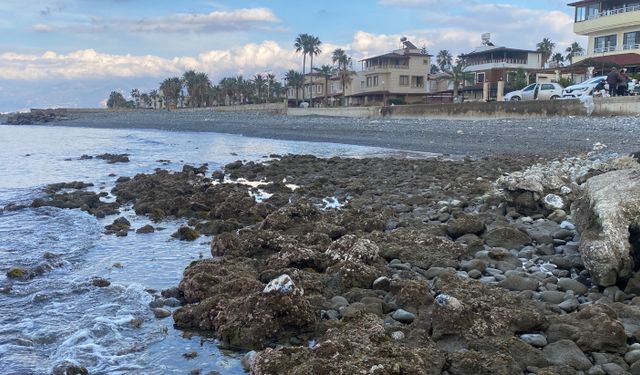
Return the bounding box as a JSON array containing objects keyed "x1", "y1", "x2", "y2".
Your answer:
[{"x1": 0, "y1": 124, "x2": 418, "y2": 375}]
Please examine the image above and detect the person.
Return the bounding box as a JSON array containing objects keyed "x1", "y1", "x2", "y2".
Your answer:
[
  {"x1": 618, "y1": 69, "x2": 629, "y2": 96},
  {"x1": 607, "y1": 67, "x2": 620, "y2": 96},
  {"x1": 593, "y1": 80, "x2": 607, "y2": 97},
  {"x1": 630, "y1": 79, "x2": 637, "y2": 96}
]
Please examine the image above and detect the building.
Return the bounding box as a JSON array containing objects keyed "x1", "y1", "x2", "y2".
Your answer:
[
  {"x1": 460, "y1": 44, "x2": 545, "y2": 101},
  {"x1": 347, "y1": 39, "x2": 431, "y2": 105},
  {"x1": 568, "y1": 0, "x2": 640, "y2": 72}
]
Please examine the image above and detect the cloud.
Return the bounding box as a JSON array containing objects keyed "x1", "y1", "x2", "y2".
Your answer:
[{"x1": 33, "y1": 23, "x2": 55, "y2": 32}]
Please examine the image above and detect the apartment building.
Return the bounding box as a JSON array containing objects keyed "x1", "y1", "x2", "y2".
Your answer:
[
  {"x1": 347, "y1": 39, "x2": 431, "y2": 105},
  {"x1": 568, "y1": 0, "x2": 640, "y2": 70}
]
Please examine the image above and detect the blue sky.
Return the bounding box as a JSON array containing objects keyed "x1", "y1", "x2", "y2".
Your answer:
[{"x1": 0, "y1": 0, "x2": 582, "y2": 111}]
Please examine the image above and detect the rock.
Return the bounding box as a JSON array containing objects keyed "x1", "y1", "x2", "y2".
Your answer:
[
  {"x1": 171, "y1": 226, "x2": 200, "y2": 241},
  {"x1": 105, "y1": 216, "x2": 131, "y2": 235},
  {"x1": 6, "y1": 266, "x2": 28, "y2": 279},
  {"x1": 602, "y1": 363, "x2": 627, "y2": 375},
  {"x1": 542, "y1": 339, "x2": 592, "y2": 370},
  {"x1": 325, "y1": 235, "x2": 380, "y2": 264},
  {"x1": 136, "y1": 224, "x2": 155, "y2": 234},
  {"x1": 391, "y1": 308, "x2": 416, "y2": 324},
  {"x1": 557, "y1": 278, "x2": 588, "y2": 295},
  {"x1": 625, "y1": 350, "x2": 640, "y2": 365},
  {"x1": 241, "y1": 350, "x2": 257, "y2": 371},
  {"x1": 520, "y1": 333, "x2": 547, "y2": 347},
  {"x1": 543, "y1": 194, "x2": 565, "y2": 210},
  {"x1": 51, "y1": 361, "x2": 90, "y2": 375},
  {"x1": 372, "y1": 276, "x2": 391, "y2": 291},
  {"x1": 560, "y1": 221, "x2": 576, "y2": 230},
  {"x1": 446, "y1": 215, "x2": 486, "y2": 239},
  {"x1": 7, "y1": 109, "x2": 70, "y2": 125},
  {"x1": 484, "y1": 227, "x2": 532, "y2": 250},
  {"x1": 161, "y1": 287, "x2": 181, "y2": 299},
  {"x1": 96, "y1": 153, "x2": 130, "y2": 163},
  {"x1": 573, "y1": 169, "x2": 640, "y2": 286},
  {"x1": 498, "y1": 275, "x2": 539, "y2": 291},
  {"x1": 263, "y1": 274, "x2": 301, "y2": 296},
  {"x1": 540, "y1": 291, "x2": 567, "y2": 304},
  {"x1": 557, "y1": 297, "x2": 579, "y2": 312},
  {"x1": 153, "y1": 308, "x2": 171, "y2": 319},
  {"x1": 92, "y1": 277, "x2": 111, "y2": 287},
  {"x1": 546, "y1": 304, "x2": 627, "y2": 354},
  {"x1": 330, "y1": 296, "x2": 349, "y2": 309}
]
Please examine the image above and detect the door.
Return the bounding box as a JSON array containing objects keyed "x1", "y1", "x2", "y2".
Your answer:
[
  {"x1": 521, "y1": 84, "x2": 537, "y2": 100},
  {"x1": 538, "y1": 84, "x2": 556, "y2": 100}
]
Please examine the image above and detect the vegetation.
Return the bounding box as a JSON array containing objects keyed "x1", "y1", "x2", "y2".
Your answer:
[
  {"x1": 331, "y1": 48, "x2": 354, "y2": 106},
  {"x1": 536, "y1": 38, "x2": 556, "y2": 65},
  {"x1": 436, "y1": 50, "x2": 473, "y2": 98},
  {"x1": 565, "y1": 42, "x2": 584, "y2": 65},
  {"x1": 313, "y1": 65, "x2": 333, "y2": 106},
  {"x1": 107, "y1": 91, "x2": 133, "y2": 109},
  {"x1": 558, "y1": 77, "x2": 575, "y2": 87},
  {"x1": 551, "y1": 53, "x2": 565, "y2": 66},
  {"x1": 285, "y1": 70, "x2": 304, "y2": 107},
  {"x1": 507, "y1": 68, "x2": 529, "y2": 89},
  {"x1": 294, "y1": 33, "x2": 322, "y2": 105}
]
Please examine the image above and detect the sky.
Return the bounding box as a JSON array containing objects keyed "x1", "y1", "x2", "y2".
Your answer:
[{"x1": 0, "y1": 0, "x2": 585, "y2": 112}]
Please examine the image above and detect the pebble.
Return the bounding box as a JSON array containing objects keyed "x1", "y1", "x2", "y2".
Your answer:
[
  {"x1": 391, "y1": 309, "x2": 416, "y2": 324},
  {"x1": 391, "y1": 331, "x2": 405, "y2": 341},
  {"x1": 372, "y1": 276, "x2": 391, "y2": 291},
  {"x1": 560, "y1": 221, "x2": 576, "y2": 230},
  {"x1": 152, "y1": 308, "x2": 171, "y2": 319},
  {"x1": 520, "y1": 333, "x2": 547, "y2": 347},
  {"x1": 163, "y1": 297, "x2": 182, "y2": 307},
  {"x1": 468, "y1": 269, "x2": 482, "y2": 279},
  {"x1": 92, "y1": 278, "x2": 111, "y2": 287},
  {"x1": 498, "y1": 275, "x2": 539, "y2": 291},
  {"x1": 241, "y1": 351, "x2": 257, "y2": 371},
  {"x1": 330, "y1": 296, "x2": 349, "y2": 309},
  {"x1": 557, "y1": 278, "x2": 589, "y2": 295},
  {"x1": 558, "y1": 297, "x2": 579, "y2": 312},
  {"x1": 540, "y1": 290, "x2": 567, "y2": 304},
  {"x1": 601, "y1": 363, "x2": 627, "y2": 375}
]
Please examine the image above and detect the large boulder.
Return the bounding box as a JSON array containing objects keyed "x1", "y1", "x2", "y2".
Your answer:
[
  {"x1": 573, "y1": 169, "x2": 640, "y2": 286},
  {"x1": 545, "y1": 304, "x2": 627, "y2": 354}
]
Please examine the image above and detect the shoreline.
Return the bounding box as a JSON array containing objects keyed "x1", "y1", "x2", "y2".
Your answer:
[{"x1": 2, "y1": 110, "x2": 639, "y2": 158}]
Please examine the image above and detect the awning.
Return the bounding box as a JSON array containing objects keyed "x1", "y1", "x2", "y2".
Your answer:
[{"x1": 574, "y1": 53, "x2": 640, "y2": 67}]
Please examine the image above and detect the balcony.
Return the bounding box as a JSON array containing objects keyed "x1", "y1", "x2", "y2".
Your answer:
[
  {"x1": 574, "y1": 5, "x2": 640, "y2": 34},
  {"x1": 364, "y1": 64, "x2": 409, "y2": 72}
]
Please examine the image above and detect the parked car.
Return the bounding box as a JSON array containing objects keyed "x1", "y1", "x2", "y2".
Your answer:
[
  {"x1": 504, "y1": 82, "x2": 564, "y2": 101},
  {"x1": 562, "y1": 76, "x2": 607, "y2": 98}
]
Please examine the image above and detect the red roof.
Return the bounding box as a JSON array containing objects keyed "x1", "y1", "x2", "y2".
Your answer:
[{"x1": 579, "y1": 53, "x2": 640, "y2": 67}]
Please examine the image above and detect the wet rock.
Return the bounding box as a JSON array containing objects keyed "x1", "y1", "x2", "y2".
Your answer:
[
  {"x1": 92, "y1": 277, "x2": 110, "y2": 287},
  {"x1": 136, "y1": 224, "x2": 155, "y2": 234},
  {"x1": 372, "y1": 276, "x2": 391, "y2": 291},
  {"x1": 325, "y1": 235, "x2": 379, "y2": 264},
  {"x1": 161, "y1": 287, "x2": 181, "y2": 299},
  {"x1": 391, "y1": 309, "x2": 415, "y2": 324},
  {"x1": 32, "y1": 189, "x2": 120, "y2": 218},
  {"x1": 105, "y1": 216, "x2": 131, "y2": 235},
  {"x1": 241, "y1": 350, "x2": 257, "y2": 371},
  {"x1": 172, "y1": 226, "x2": 200, "y2": 241},
  {"x1": 557, "y1": 277, "x2": 588, "y2": 295},
  {"x1": 542, "y1": 339, "x2": 592, "y2": 371},
  {"x1": 7, "y1": 109, "x2": 70, "y2": 125},
  {"x1": 573, "y1": 169, "x2": 640, "y2": 286},
  {"x1": 44, "y1": 181, "x2": 94, "y2": 193},
  {"x1": 6, "y1": 266, "x2": 28, "y2": 279},
  {"x1": 520, "y1": 333, "x2": 547, "y2": 347},
  {"x1": 250, "y1": 313, "x2": 445, "y2": 374},
  {"x1": 153, "y1": 308, "x2": 171, "y2": 319},
  {"x1": 96, "y1": 153, "x2": 130, "y2": 163},
  {"x1": 195, "y1": 220, "x2": 242, "y2": 236},
  {"x1": 484, "y1": 227, "x2": 532, "y2": 250},
  {"x1": 546, "y1": 304, "x2": 627, "y2": 354},
  {"x1": 51, "y1": 361, "x2": 90, "y2": 375},
  {"x1": 498, "y1": 275, "x2": 539, "y2": 291}
]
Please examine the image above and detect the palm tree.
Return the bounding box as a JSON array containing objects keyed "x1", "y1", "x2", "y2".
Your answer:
[
  {"x1": 285, "y1": 70, "x2": 304, "y2": 107},
  {"x1": 551, "y1": 53, "x2": 565, "y2": 66},
  {"x1": 159, "y1": 77, "x2": 182, "y2": 109},
  {"x1": 332, "y1": 48, "x2": 353, "y2": 106},
  {"x1": 253, "y1": 74, "x2": 266, "y2": 103},
  {"x1": 430, "y1": 64, "x2": 440, "y2": 74},
  {"x1": 306, "y1": 35, "x2": 322, "y2": 107},
  {"x1": 294, "y1": 33, "x2": 312, "y2": 103},
  {"x1": 266, "y1": 73, "x2": 277, "y2": 102},
  {"x1": 130, "y1": 89, "x2": 141, "y2": 108},
  {"x1": 183, "y1": 70, "x2": 211, "y2": 107},
  {"x1": 313, "y1": 65, "x2": 333, "y2": 106},
  {"x1": 565, "y1": 42, "x2": 584, "y2": 65},
  {"x1": 140, "y1": 93, "x2": 151, "y2": 108},
  {"x1": 149, "y1": 89, "x2": 159, "y2": 109},
  {"x1": 436, "y1": 50, "x2": 453, "y2": 72},
  {"x1": 536, "y1": 38, "x2": 556, "y2": 66}
]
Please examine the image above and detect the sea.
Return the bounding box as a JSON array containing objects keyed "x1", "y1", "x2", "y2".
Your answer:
[{"x1": 0, "y1": 124, "x2": 418, "y2": 375}]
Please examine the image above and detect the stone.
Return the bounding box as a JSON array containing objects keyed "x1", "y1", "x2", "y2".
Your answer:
[
  {"x1": 520, "y1": 333, "x2": 547, "y2": 347},
  {"x1": 540, "y1": 290, "x2": 568, "y2": 304},
  {"x1": 6, "y1": 266, "x2": 28, "y2": 279},
  {"x1": 484, "y1": 227, "x2": 532, "y2": 250},
  {"x1": 372, "y1": 276, "x2": 391, "y2": 291},
  {"x1": 543, "y1": 194, "x2": 565, "y2": 210},
  {"x1": 602, "y1": 363, "x2": 627, "y2": 375},
  {"x1": 546, "y1": 304, "x2": 627, "y2": 354},
  {"x1": 557, "y1": 278, "x2": 588, "y2": 295},
  {"x1": 330, "y1": 296, "x2": 349, "y2": 309},
  {"x1": 542, "y1": 339, "x2": 592, "y2": 370},
  {"x1": 573, "y1": 169, "x2": 640, "y2": 286},
  {"x1": 51, "y1": 361, "x2": 90, "y2": 375},
  {"x1": 92, "y1": 277, "x2": 110, "y2": 287},
  {"x1": 241, "y1": 350, "x2": 257, "y2": 371},
  {"x1": 136, "y1": 224, "x2": 155, "y2": 234},
  {"x1": 557, "y1": 297, "x2": 579, "y2": 312},
  {"x1": 446, "y1": 215, "x2": 486, "y2": 239},
  {"x1": 391, "y1": 308, "x2": 416, "y2": 324},
  {"x1": 171, "y1": 226, "x2": 200, "y2": 241},
  {"x1": 498, "y1": 275, "x2": 539, "y2": 291},
  {"x1": 589, "y1": 365, "x2": 607, "y2": 375},
  {"x1": 263, "y1": 274, "x2": 300, "y2": 296},
  {"x1": 153, "y1": 308, "x2": 171, "y2": 319},
  {"x1": 631, "y1": 361, "x2": 640, "y2": 375},
  {"x1": 625, "y1": 350, "x2": 640, "y2": 365}
]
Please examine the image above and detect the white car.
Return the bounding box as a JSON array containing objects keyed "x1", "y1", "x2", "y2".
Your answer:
[
  {"x1": 505, "y1": 82, "x2": 564, "y2": 101},
  {"x1": 562, "y1": 76, "x2": 607, "y2": 99}
]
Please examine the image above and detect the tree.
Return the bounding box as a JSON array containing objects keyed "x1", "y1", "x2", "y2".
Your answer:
[
  {"x1": 306, "y1": 35, "x2": 322, "y2": 107},
  {"x1": 331, "y1": 48, "x2": 353, "y2": 106},
  {"x1": 285, "y1": 70, "x2": 304, "y2": 107},
  {"x1": 130, "y1": 89, "x2": 141, "y2": 108},
  {"x1": 294, "y1": 33, "x2": 312, "y2": 103},
  {"x1": 159, "y1": 77, "x2": 182, "y2": 109},
  {"x1": 436, "y1": 50, "x2": 453, "y2": 72},
  {"x1": 140, "y1": 93, "x2": 151, "y2": 108},
  {"x1": 149, "y1": 89, "x2": 159, "y2": 109},
  {"x1": 313, "y1": 65, "x2": 333, "y2": 106},
  {"x1": 253, "y1": 74, "x2": 266, "y2": 103},
  {"x1": 565, "y1": 42, "x2": 584, "y2": 65},
  {"x1": 508, "y1": 68, "x2": 529, "y2": 89},
  {"x1": 536, "y1": 38, "x2": 556, "y2": 66},
  {"x1": 182, "y1": 70, "x2": 211, "y2": 107},
  {"x1": 266, "y1": 73, "x2": 277, "y2": 102},
  {"x1": 551, "y1": 53, "x2": 565, "y2": 66},
  {"x1": 106, "y1": 91, "x2": 131, "y2": 109},
  {"x1": 430, "y1": 64, "x2": 440, "y2": 74}
]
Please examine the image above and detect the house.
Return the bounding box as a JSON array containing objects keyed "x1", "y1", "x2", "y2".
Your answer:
[
  {"x1": 346, "y1": 39, "x2": 431, "y2": 106},
  {"x1": 460, "y1": 43, "x2": 545, "y2": 101},
  {"x1": 568, "y1": 0, "x2": 640, "y2": 73},
  {"x1": 286, "y1": 72, "x2": 343, "y2": 107}
]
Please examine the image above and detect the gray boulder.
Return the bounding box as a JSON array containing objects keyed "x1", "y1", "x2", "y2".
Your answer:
[
  {"x1": 542, "y1": 339, "x2": 592, "y2": 370},
  {"x1": 573, "y1": 169, "x2": 640, "y2": 286},
  {"x1": 484, "y1": 227, "x2": 532, "y2": 250}
]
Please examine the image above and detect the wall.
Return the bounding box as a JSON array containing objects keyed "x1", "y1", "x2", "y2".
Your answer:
[
  {"x1": 593, "y1": 96, "x2": 640, "y2": 115},
  {"x1": 211, "y1": 102, "x2": 287, "y2": 114},
  {"x1": 288, "y1": 106, "x2": 380, "y2": 118}
]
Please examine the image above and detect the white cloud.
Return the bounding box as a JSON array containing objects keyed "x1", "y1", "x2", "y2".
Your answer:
[{"x1": 33, "y1": 23, "x2": 55, "y2": 32}]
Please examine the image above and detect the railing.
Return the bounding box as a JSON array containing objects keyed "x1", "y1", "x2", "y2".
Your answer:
[
  {"x1": 579, "y1": 4, "x2": 640, "y2": 21},
  {"x1": 467, "y1": 58, "x2": 528, "y2": 66},
  {"x1": 364, "y1": 65, "x2": 410, "y2": 71},
  {"x1": 590, "y1": 44, "x2": 640, "y2": 54}
]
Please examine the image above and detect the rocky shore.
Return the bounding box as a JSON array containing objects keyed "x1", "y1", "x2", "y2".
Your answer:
[{"x1": 10, "y1": 149, "x2": 640, "y2": 374}]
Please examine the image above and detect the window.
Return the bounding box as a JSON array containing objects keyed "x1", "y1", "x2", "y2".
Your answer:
[
  {"x1": 366, "y1": 77, "x2": 372, "y2": 87},
  {"x1": 541, "y1": 84, "x2": 555, "y2": 90},
  {"x1": 624, "y1": 31, "x2": 640, "y2": 49},
  {"x1": 423, "y1": 59, "x2": 429, "y2": 65},
  {"x1": 476, "y1": 72, "x2": 485, "y2": 83},
  {"x1": 522, "y1": 84, "x2": 536, "y2": 92},
  {"x1": 575, "y1": 3, "x2": 599, "y2": 22},
  {"x1": 399, "y1": 75, "x2": 409, "y2": 86},
  {"x1": 594, "y1": 35, "x2": 617, "y2": 53},
  {"x1": 373, "y1": 76, "x2": 379, "y2": 86},
  {"x1": 316, "y1": 84, "x2": 323, "y2": 93},
  {"x1": 412, "y1": 76, "x2": 425, "y2": 88}
]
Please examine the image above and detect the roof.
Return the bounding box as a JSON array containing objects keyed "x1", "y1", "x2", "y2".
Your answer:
[
  {"x1": 567, "y1": 0, "x2": 600, "y2": 6},
  {"x1": 575, "y1": 53, "x2": 640, "y2": 67},
  {"x1": 461, "y1": 46, "x2": 538, "y2": 57},
  {"x1": 361, "y1": 49, "x2": 432, "y2": 62}
]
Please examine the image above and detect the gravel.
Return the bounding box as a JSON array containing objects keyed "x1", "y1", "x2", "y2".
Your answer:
[{"x1": 27, "y1": 110, "x2": 640, "y2": 157}]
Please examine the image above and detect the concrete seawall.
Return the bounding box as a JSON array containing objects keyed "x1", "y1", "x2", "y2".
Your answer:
[
  {"x1": 287, "y1": 96, "x2": 640, "y2": 119},
  {"x1": 211, "y1": 102, "x2": 286, "y2": 115}
]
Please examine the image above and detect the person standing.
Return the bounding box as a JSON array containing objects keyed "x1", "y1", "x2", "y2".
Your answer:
[
  {"x1": 617, "y1": 69, "x2": 629, "y2": 96},
  {"x1": 607, "y1": 67, "x2": 620, "y2": 97}
]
